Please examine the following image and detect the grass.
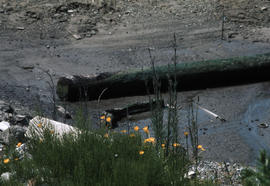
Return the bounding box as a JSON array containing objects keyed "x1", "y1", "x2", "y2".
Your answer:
[
  {"x1": 241, "y1": 150, "x2": 270, "y2": 186},
  {"x1": 0, "y1": 125, "x2": 205, "y2": 185}
]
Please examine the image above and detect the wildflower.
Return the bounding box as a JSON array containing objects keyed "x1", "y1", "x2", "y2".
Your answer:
[
  {"x1": 144, "y1": 137, "x2": 155, "y2": 143},
  {"x1": 143, "y1": 126, "x2": 149, "y2": 133},
  {"x1": 3, "y1": 158, "x2": 10, "y2": 164},
  {"x1": 184, "y1": 132, "x2": 189, "y2": 136},
  {"x1": 106, "y1": 117, "x2": 112, "y2": 123},
  {"x1": 134, "y1": 126, "x2": 139, "y2": 131},
  {"x1": 161, "y1": 144, "x2": 165, "y2": 149},
  {"x1": 129, "y1": 133, "x2": 135, "y2": 137},
  {"x1": 15, "y1": 158, "x2": 19, "y2": 161},
  {"x1": 17, "y1": 142, "x2": 22, "y2": 148},
  {"x1": 104, "y1": 133, "x2": 109, "y2": 138},
  {"x1": 139, "y1": 150, "x2": 144, "y2": 155},
  {"x1": 100, "y1": 115, "x2": 105, "y2": 120},
  {"x1": 114, "y1": 154, "x2": 118, "y2": 158},
  {"x1": 121, "y1": 130, "x2": 127, "y2": 133},
  {"x1": 173, "y1": 143, "x2": 181, "y2": 147},
  {"x1": 197, "y1": 145, "x2": 206, "y2": 151},
  {"x1": 37, "y1": 123, "x2": 42, "y2": 128}
]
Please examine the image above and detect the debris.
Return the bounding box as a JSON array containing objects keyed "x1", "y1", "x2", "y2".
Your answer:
[
  {"x1": 10, "y1": 125, "x2": 27, "y2": 142},
  {"x1": 15, "y1": 114, "x2": 32, "y2": 126},
  {"x1": 16, "y1": 27, "x2": 25, "y2": 30},
  {"x1": 188, "y1": 170, "x2": 196, "y2": 178},
  {"x1": 261, "y1": 7, "x2": 268, "y2": 11},
  {"x1": 257, "y1": 123, "x2": 269, "y2": 128},
  {"x1": 197, "y1": 105, "x2": 226, "y2": 122},
  {"x1": 72, "y1": 33, "x2": 82, "y2": 40},
  {"x1": 103, "y1": 100, "x2": 164, "y2": 128},
  {"x1": 67, "y1": 10, "x2": 75, "y2": 13},
  {"x1": 21, "y1": 65, "x2": 34, "y2": 70},
  {"x1": 228, "y1": 32, "x2": 239, "y2": 39},
  {"x1": 0, "y1": 121, "x2": 10, "y2": 132},
  {"x1": 91, "y1": 30, "x2": 96, "y2": 35},
  {"x1": 57, "y1": 105, "x2": 72, "y2": 119},
  {"x1": 0, "y1": 101, "x2": 14, "y2": 113}
]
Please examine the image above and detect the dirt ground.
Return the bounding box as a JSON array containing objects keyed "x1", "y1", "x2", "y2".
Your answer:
[{"x1": 1, "y1": 0, "x2": 270, "y2": 164}]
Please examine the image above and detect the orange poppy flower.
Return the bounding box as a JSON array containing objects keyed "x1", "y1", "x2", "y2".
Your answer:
[
  {"x1": 17, "y1": 142, "x2": 22, "y2": 148},
  {"x1": 134, "y1": 126, "x2": 139, "y2": 131},
  {"x1": 143, "y1": 126, "x2": 149, "y2": 133},
  {"x1": 3, "y1": 159, "x2": 10, "y2": 164},
  {"x1": 106, "y1": 117, "x2": 112, "y2": 123},
  {"x1": 139, "y1": 150, "x2": 144, "y2": 155}
]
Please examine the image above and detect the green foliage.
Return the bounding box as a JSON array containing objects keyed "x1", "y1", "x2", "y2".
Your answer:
[
  {"x1": 241, "y1": 150, "x2": 270, "y2": 186},
  {"x1": 0, "y1": 126, "x2": 214, "y2": 185}
]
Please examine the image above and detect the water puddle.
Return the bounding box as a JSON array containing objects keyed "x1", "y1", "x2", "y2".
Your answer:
[{"x1": 67, "y1": 81, "x2": 270, "y2": 165}]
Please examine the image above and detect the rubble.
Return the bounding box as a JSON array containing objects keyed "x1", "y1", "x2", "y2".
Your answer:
[{"x1": 0, "y1": 121, "x2": 10, "y2": 131}]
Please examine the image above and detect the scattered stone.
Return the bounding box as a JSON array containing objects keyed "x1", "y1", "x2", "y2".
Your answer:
[
  {"x1": 228, "y1": 32, "x2": 239, "y2": 39},
  {"x1": 21, "y1": 65, "x2": 34, "y2": 70},
  {"x1": 67, "y1": 10, "x2": 74, "y2": 13},
  {"x1": 258, "y1": 123, "x2": 269, "y2": 128},
  {"x1": 16, "y1": 27, "x2": 25, "y2": 30},
  {"x1": 72, "y1": 34, "x2": 82, "y2": 40},
  {"x1": 0, "y1": 101, "x2": 14, "y2": 113},
  {"x1": 57, "y1": 105, "x2": 72, "y2": 119},
  {"x1": 15, "y1": 114, "x2": 32, "y2": 126},
  {"x1": 261, "y1": 7, "x2": 268, "y2": 11},
  {"x1": 187, "y1": 170, "x2": 196, "y2": 178},
  {"x1": 10, "y1": 125, "x2": 27, "y2": 142},
  {"x1": 0, "y1": 121, "x2": 10, "y2": 132},
  {"x1": 187, "y1": 161, "x2": 245, "y2": 185},
  {"x1": 91, "y1": 30, "x2": 96, "y2": 35},
  {"x1": 0, "y1": 9, "x2": 4, "y2": 13},
  {"x1": 15, "y1": 143, "x2": 27, "y2": 158},
  {"x1": 0, "y1": 129, "x2": 10, "y2": 144}
]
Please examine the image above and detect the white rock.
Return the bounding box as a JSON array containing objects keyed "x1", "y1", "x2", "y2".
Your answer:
[
  {"x1": 57, "y1": 106, "x2": 72, "y2": 119},
  {"x1": 1, "y1": 172, "x2": 11, "y2": 181},
  {"x1": 188, "y1": 170, "x2": 196, "y2": 178},
  {"x1": 261, "y1": 7, "x2": 268, "y2": 11},
  {"x1": 25, "y1": 116, "x2": 78, "y2": 139},
  {"x1": 17, "y1": 27, "x2": 24, "y2": 30},
  {"x1": 72, "y1": 34, "x2": 82, "y2": 40},
  {"x1": 0, "y1": 121, "x2": 10, "y2": 132}
]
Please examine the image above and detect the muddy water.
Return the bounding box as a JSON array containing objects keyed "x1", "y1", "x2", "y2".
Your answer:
[{"x1": 67, "y1": 81, "x2": 270, "y2": 165}]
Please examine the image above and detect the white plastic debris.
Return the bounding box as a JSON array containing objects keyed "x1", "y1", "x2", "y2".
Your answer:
[{"x1": 0, "y1": 121, "x2": 10, "y2": 132}]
